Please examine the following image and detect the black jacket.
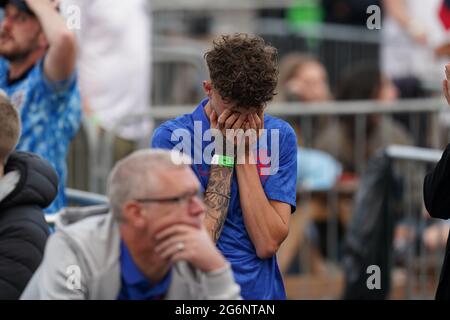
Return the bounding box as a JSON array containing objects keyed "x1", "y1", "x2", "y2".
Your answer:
[
  {"x1": 342, "y1": 152, "x2": 398, "y2": 299},
  {"x1": 0, "y1": 152, "x2": 58, "y2": 299},
  {"x1": 424, "y1": 143, "x2": 450, "y2": 300}
]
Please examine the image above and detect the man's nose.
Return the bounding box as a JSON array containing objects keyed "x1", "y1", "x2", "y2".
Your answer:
[
  {"x1": 1, "y1": 16, "x2": 13, "y2": 32},
  {"x1": 189, "y1": 195, "x2": 207, "y2": 217}
]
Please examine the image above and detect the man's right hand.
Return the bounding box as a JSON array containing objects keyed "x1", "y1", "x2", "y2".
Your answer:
[
  {"x1": 154, "y1": 224, "x2": 227, "y2": 273},
  {"x1": 204, "y1": 104, "x2": 250, "y2": 156},
  {"x1": 25, "y1": 0, "x2": 77, "y2": 82},
  {"x1": 204, "y1": 103, "x2": 265, "y2": 149},
  {"x1": 205, "y1": 104, "x2": 247, "y2": 138}
]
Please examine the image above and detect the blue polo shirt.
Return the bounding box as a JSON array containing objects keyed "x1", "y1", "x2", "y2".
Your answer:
[
  {"x1": 117, "y1": 241, "x2": 172, "y2": 300},
  {"x1": 151, "y1": 99, "x2": 298, "y2": 300},
  {"x1": 0, "y1": 57, "x2": 81, "y2": 213}
]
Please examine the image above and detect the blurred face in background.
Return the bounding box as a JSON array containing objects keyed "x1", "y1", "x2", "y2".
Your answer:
[
  {"x1": 287, "y1": 61, "x2": 330, "y2": 102},
  {"x1": 0, "y1": 4, "x2": 45, "y2": 62},
  {"x1": 376, "y1": 76, "x2": 399, "y2": 102},
  {"x1": 368, "y1": 75, "x2": 399, "y2": 130}
]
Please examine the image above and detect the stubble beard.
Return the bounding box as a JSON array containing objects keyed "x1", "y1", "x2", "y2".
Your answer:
[{"x1": 0, "y1": 31, "x2": 40, "y2": 63}]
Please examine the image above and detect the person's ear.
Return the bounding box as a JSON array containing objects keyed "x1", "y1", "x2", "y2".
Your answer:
[
  {"x1": 122, "y1": 201, "x2": 147, "y2": 229},
  {"x1": 259, "y1": 106, "x2": 266, "y2": 116},
  {"x1": 203, "y1": 81, "x2": 212, "y2": 97}
]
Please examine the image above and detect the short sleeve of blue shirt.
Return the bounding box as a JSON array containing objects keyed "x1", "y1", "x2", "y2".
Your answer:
[
  {"x1": 151, "y1": 125, "x2": 177, "y2": 150},
  {"x1": 261, "y1": 120, "x2": 298, "y2": 213}
]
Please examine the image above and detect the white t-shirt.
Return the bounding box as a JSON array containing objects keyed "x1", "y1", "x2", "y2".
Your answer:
[
  {"x1": 62, "y1": 0, "x2": 152, "y2": 140},
  {"x1": 382, "y1": 0, "x2": 450, "y2": 85}
]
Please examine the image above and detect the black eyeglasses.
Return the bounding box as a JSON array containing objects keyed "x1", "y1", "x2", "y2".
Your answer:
[{"x1": 135, "y1": 190, "x2": 203, "y2": 205}]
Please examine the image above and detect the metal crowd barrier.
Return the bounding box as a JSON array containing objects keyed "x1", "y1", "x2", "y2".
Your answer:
[
  {"x1": 280, "y1": 145, "x2": 447, "y2": 300},
  {"x1": 65, "y1": 188, "x2": 109, "y2": 206},
  {"x1": 67, "y1": 98, "x2": 448, "y2": 195},
  {"x1": 384, "y1": 145, "x2": 447, "y2": 299},
  {"x1": 151, "y1": 0, "x2": 293, "y2": 10},
  {"x1": 257, "y1": 20, "x2": 381, "y2": 90},
  {"x1": 45, "y1": 188, "x2": 108, "y2": 225},
  {"x1": 153, "y1": 9, "x2": 382, "y2": 90},
  {"x1": 152, "y1": 43, "x2": 208, "y2": 105},
  {"x1": 67, "y1": 43, "x2": 208, "y2": 194}
]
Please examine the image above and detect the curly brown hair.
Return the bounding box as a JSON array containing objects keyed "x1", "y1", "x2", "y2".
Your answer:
[{"x1": 204, "y1": 33, "x2": 278, "y2": 109}]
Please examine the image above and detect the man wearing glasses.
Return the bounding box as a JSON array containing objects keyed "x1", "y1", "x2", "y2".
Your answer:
[{"x1": 21, "y1": 149, "x2": 241, "y2": 300}]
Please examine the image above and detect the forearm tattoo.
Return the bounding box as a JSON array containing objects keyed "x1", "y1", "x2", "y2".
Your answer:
[{"x1": 204, "y1": 165, "x2": 234, "y2": 242}]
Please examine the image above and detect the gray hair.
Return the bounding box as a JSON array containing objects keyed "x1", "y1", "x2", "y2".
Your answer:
[{"x1": 107, "y1": 149, "x2": 192, "y2": 221}]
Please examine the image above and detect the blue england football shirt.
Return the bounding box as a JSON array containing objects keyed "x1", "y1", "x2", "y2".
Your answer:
[
  {"x1": 0, "y1": 57, "x2": 81, "y2": 213},
  {"x1": 151, "y1": 99, "x2": 297, "y2": 299}
]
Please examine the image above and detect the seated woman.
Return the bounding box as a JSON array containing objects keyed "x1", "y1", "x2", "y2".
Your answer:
[{"x1": 277, "y1": 53, "x2": 332, "y2": 103}]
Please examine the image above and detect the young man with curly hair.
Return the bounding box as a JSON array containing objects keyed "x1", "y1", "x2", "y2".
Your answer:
[{"x1": 152, "y1": 33, "x2": 297, "y2": 299}]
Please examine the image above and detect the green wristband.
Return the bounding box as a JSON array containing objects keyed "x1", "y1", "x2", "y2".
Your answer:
[{"x1": 212, "y1": 154, "x2": 235, "y2": 167}]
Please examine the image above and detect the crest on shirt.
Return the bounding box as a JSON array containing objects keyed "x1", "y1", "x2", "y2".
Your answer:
[
  {"x1": 10, "y1": 90, "x2": 25, "y2": 111},
  {"x1": 257, "y1": 148, "x2": 271, "y2": 182}
]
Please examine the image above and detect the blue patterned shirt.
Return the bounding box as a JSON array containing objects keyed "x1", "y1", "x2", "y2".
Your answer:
[{"x1": 0, "y1": 57, "x2": 81, "y2": 213}]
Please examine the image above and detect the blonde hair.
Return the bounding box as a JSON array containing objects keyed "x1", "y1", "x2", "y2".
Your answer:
[{"x1": 0, "y1": 94, "x2": 21, "y2": 163}]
